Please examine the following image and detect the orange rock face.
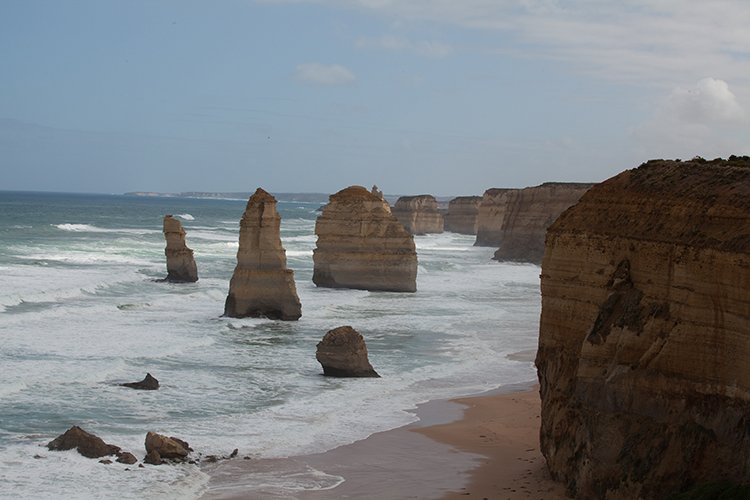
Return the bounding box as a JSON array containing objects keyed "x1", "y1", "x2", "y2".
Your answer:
[
  {"x1": 163, "y1": 215, "x2": 198, "y2": 282},
  {"x1": 392, "y1": 195, "x2": 444, "y2": 235},
  {"x1": 313, "y1": 186, "x2": 417, "y2": 292},
  {"x1": 536, "y1": 157, "x2": 750, "y2": 499},
  {"x1": 443, "y1": 196, "x2": 482, "y2": 235},
  {"x1": 224, "y1": 188, "x2": 302, "y2": 320}
]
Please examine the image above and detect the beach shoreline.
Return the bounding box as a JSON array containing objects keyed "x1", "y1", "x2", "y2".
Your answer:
[{"x1": 201, "y1": 379, "x2": 566, "y2": 499}]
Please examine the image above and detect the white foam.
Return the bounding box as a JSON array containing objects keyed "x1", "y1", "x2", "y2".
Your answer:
[{"x1": 176, "y1": 214, "x2": 195, "y2": 221}]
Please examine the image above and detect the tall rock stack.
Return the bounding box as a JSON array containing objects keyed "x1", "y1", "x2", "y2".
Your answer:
[
  {"x1": 474, "y1": 188, "x2": 515, "y2": 247},
  {"x1": 491, "y1": 182, "x2": 592, "y2": 264},
  {"x1": 313, "y1": 186, "x2": 417, "y2": 292},
  {"x1": 224, "y1": 188, "x2": 302, "y2": 320},
  {"x1": 391, "y1": 195, "x2": 444, "y2": 235},
  {"x1": 163, "y1": 215, "x2": 198, "y2": 282},
  {"x1": 536, "y1": 157, "x2": 750, "y2": 499},
  {"x1": 443, "y1": 196, "x2": 482, "y2": 234}
]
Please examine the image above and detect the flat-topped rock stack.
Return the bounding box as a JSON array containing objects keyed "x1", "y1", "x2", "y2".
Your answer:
[
  {"x1": 163, "y1": 215, "x2": 198, "y2": 282},
  {"x1": 492, "y1": 182, "x2": 592, "y2": 264},
  {"x1": 443, "y1": 196, "x2": 482, "y2": 234},
  {"x1": 536, "y1": 156, "x2": 750, "y2": 499},
  {"x1": 391, "y1": 195, "x2": 444, "y2": 235},
  {"x1": 313, "y1": 186, "x2": 417, "y2": 292},
  {"x1": 224, "y1": 188, "x2": 301, "y2": 320},
  {"x1": 474, "y1": 188, "x2": 515, "y2": 247}
]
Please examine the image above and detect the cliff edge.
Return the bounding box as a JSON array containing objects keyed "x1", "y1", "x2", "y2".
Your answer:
[{"x1": 536, "y1": 156, "x2": 750, "y2": 499}]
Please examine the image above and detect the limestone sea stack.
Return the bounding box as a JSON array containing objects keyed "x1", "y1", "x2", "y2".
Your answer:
[
  {"x1": 163, "y1": 215, "x2": 198, "y2": 282},
  {"x1": 391, "y1": 195, "x2": 444, "y2": 235},
  {"x1": 492, "y1": 182, "x2": 592, "y2": 264},
  {"x1": 536, "y1": 156, "x2": 750, "y2": 499},
  {"x1": 316, "y1": 326, "x2": 379, "y2": 377},
  {"x1": 474, "y1": 188, "x2": 515, "y2": 247},
  {"x1": 313, "y1": 186, "x2": 417, "y2": 292},
  {"x1": 224, "y1": 188, "x2": 302, "y2": 321},
  {"x1": 443, "y1": 196, "x2": 482, "y2": 234}
]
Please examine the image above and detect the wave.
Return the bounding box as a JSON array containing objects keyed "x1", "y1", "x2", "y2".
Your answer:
[
  {"x1": 52, "y1": 224, "x2": 159, "y2": 235},
  {"x1": 176, "y1": 213, "x2": 195, "y2": 221}
]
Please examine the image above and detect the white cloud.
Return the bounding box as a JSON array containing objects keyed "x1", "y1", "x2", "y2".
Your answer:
[
  {"x1": 663, "y1": 78, "x2": 745, "y2": 124},
  {"x1": 294, "y1": 63, "x2": 356, "y2": 86},
  {"x1": 356, "y1": 35, "x2": 454, "y2": 58}
]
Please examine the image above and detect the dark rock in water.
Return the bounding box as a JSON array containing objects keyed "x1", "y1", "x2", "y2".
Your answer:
[
  {"x1": 145, "y1": 432, "x2": 190, "y2": 461},
  {"x1": 99, "y1": 459, "x2": 112, "y2": 465},
  {"x1": 47, "y1": 426, "x2": 121, "y2": 459},
  {"x1": 121, "y1": 373, "x2": 159, "y2": 390},
  {"x1": 204, "y1": 455, "x2": 219, "y2": 463},
  {"x1": 316, "y1": 326, "x2": 380, "y2": 378},
  {"x1": 229, "y1": 448, "x2": 238, "y2": 458},
  {"x1": 144, "y1": 449, "x2": 162, "y2": 465},
  {"x1": 116, "y1": 452, "x2": 138, "y2": 465}
]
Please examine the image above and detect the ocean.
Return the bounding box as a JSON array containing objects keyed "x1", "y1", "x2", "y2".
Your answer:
[{"x1": 0, "y1": 191, "x2": 541, "y2": 499}]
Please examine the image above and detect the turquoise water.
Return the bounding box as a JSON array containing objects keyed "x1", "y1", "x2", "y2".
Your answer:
[{"x1": 0, "y1": 191, "x2": 541, "y2": 499}]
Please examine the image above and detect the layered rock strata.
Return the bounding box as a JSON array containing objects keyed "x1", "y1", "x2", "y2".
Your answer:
[
  {"x1": 536, "y1": 156, "x2": 750, "y2": 499},
  {"x1": 491, "y1": 182, "x2": 592, "y2": 263},
  {"x1": 313, "y1": 186, "x2": 417, "y2": 292},
  {"x1": 316, "y1": 326, "x2": 380, "y2": 377},
  {"x1": 474, "y1": 188, "x2": 515, "y2": 246},
  {"x1": 391, "y1": 195, "x2": 444, "y2": 235},
  {"x1": 443, "y1": 196, "x2": 482, "y2": 234},
  {"x1": 163, "y1": 215, "x2": 198, "y2": 282},
  {"x1": 224, "y1": 188, "x2": 302, "y2": 320}
]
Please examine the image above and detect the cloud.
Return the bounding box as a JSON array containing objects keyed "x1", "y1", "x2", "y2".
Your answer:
[
  {"x1": 295, "y1": 63, "x2": 356, "y2": 85},
  {"x1": 356, "y1": 35, "x2": 454, "y2": 58},
  {"x1": 662, "y1": 78, "x2": 745, "y2": 124}
]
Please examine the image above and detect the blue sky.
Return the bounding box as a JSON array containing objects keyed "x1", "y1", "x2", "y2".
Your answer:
[{"x1": 2, "y1": 0, "x2": 749, "y2": 195}]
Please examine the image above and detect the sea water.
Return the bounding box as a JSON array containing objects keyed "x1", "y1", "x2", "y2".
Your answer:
[{"x1": 0, "y1": 191, "x2": 541, "y2": 499}]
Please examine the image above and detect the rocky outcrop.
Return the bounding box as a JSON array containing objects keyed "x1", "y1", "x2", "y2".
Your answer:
[
  {"x1": 371, "y1": 185, "x2": 384, "y2": 200},
  {"x1": 121, "y1": 373, "x2": 159, "y2": 390},
  {"x1": 492, "y1": 182, "x2": 592, "y2": 263},
  {"x1": 536, "y1": 156, "x2": 750, "y2": 499},
  {"x1": 163, "y1": 215, "x2": 198, "y2": 282},
  {"x1": 474, "y1": 188, "x2": 516, "y2": 247},
  {"x1": 444, "y1": 196, "x2": 482, "y2": 234},
  {"x1": 313, "y1": 186, "x2": 417, "y2": 292},
  {"x1": 316, "y1": 326, "x2": 380, "y2": 377},
  {"x1": 391, "y1": 195, "x2": 444, "y2": 235},
  {"x1": 224, "y1": 188, "x2": 302, "y2": 321},
  {"x1": 145, "y1": 432, "x2": 191, "y2": 464},
  {"x1": 47, "y1": 426, "x2": 127, "y2": 460}
]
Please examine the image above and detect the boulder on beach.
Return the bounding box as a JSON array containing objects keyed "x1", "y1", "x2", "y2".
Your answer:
[
  {"x1": 163, "y1": 215, "x2": 198, "y2": 282},
  {"x1": 144, "y1": 432, "x2": 191, "y2": 461},
  {"x1": 316, "y1": 326, "x2": 380, "y2": 377},
  {"x1": 224, "y1": 188, "x2": 302, "y2": 321},
  {"x1": 120, "y1": 373, "x2": 159, "y2": 390},
  {"x1": 47, "y1": 426, "x2": 121, "y2": 459}
]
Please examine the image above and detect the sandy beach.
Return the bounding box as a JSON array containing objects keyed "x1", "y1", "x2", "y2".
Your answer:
[{"x1": 202, "y1": 382, "x2": 567, "y2": 499}]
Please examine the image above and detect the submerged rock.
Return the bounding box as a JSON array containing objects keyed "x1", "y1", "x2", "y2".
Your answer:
[
  {"x1": 537, "y1": 156, "x2": 750, "y2": 498},
  {"x1": 392, "y1": 195, "x2": 444, "y2": 235},
  {"x1": 316, "y1": 326, "x2": 380, "y2": 377},
  {"x1": 120, "y1": 373, "x2": 159, "y2": 390},
  {"x1": 313, "y1": 186, "x2": 417, "y2": 292},
  {"x1": 163, "y1": 215, "x2": 198, "y2": 282},
  {"x1": 224, "y1": 188, "x2": 302, "y2": 321}
]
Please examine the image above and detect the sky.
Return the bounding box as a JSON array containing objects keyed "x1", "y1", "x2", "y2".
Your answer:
[{"x1": 1, "y1": 0, "x2": 749, "y2": 196}]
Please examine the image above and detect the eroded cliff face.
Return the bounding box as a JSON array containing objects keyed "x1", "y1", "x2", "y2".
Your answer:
[
  {"x1": 536, "y1": 157, "x2": 750, "y2": 499},
  {"x1": 224, "y1": 188, "x2": 301, "y2": 320},
  {"x1": 475, "y1": 188, "x2": 515, "y2": 247},
  {"x1": 392, "y1": 195, "x2": 444, "y2": 235},
  {"x1": 492, "y1": 183, "x2": 592, "y2": 264},
  {"x1": 313, "y1": 186, "x2": 417, "y2": 292},
  {"x1": 444, "y1": 196, "x2": 482, "y2": 235},
  {"x1": 163, "y1": 215, "x2": 198, "y2": 282}
]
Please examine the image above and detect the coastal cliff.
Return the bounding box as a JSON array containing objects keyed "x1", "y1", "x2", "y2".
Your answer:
[
  {"x1": 163, "y1": 215, "x2": 198, "y2": 282},
  {"x1": 224, "y1": 188, "x2": 301, "y2": 320},
  {"x1": 313, "y1": 186, "x2": 417, "y2": 292},
  {"x1": 536, "y1": 157, "x2": 750, "y2": 499},
  {"x1": 444, "y1": 196, "x2": 482, "y2": 234},
  {"x1": 492, "y1": 183, "x2": 592, "y2": 264},
  {"x1": 392, "y1": 195, "x2": 444, "y2": 235},
  {"x1": 474, "y1": 188, "x2": 515, "y2": 247}
]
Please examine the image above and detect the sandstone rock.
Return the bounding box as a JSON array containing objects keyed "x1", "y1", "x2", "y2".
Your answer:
[
  {"x1": 474, "y1": 188, "x2": 516, "y2": 247},
  {"x1": 491, "y1": 182, "x2": 592, "y2": 264},
  {"x1": 371, "y1": 185, "x2": 384, "y2": 200},
  {"x1": 144, "y1": 432, "x2": 190, "y2": 460},
  {"x1": 144, "y1": 449, "x2": 161, "y2": 465},
  {"x1": 443, "y1": 196, "x2": 482, "y2": 234},
  {"x1": 116, "y1": 452, "x2": 138, "y2": 465},
  {"x1": 121, "y1": 373, "x2": 159, "y2": 390},
  {"x1": 313, "y1": 186, "x2": 417, "y2": 292},
  {"x1": 536, "y1": 156, "x2": 750, "y2": 499},
  {"x1": 391, "y1": 195, "x2": 444, "y2": 235},
  {"x1": 163, "y1": 215, "x2": 198, "y2": 282},
  {"x1": 316, "y1": 326, "x2": 380, "y2": 377},
  {"x1": 47, "y1": 426, "x2": 121, "y2": 459},
  {"x1": 224, "y1": 188, "x2": 302, "y2": 321}
]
